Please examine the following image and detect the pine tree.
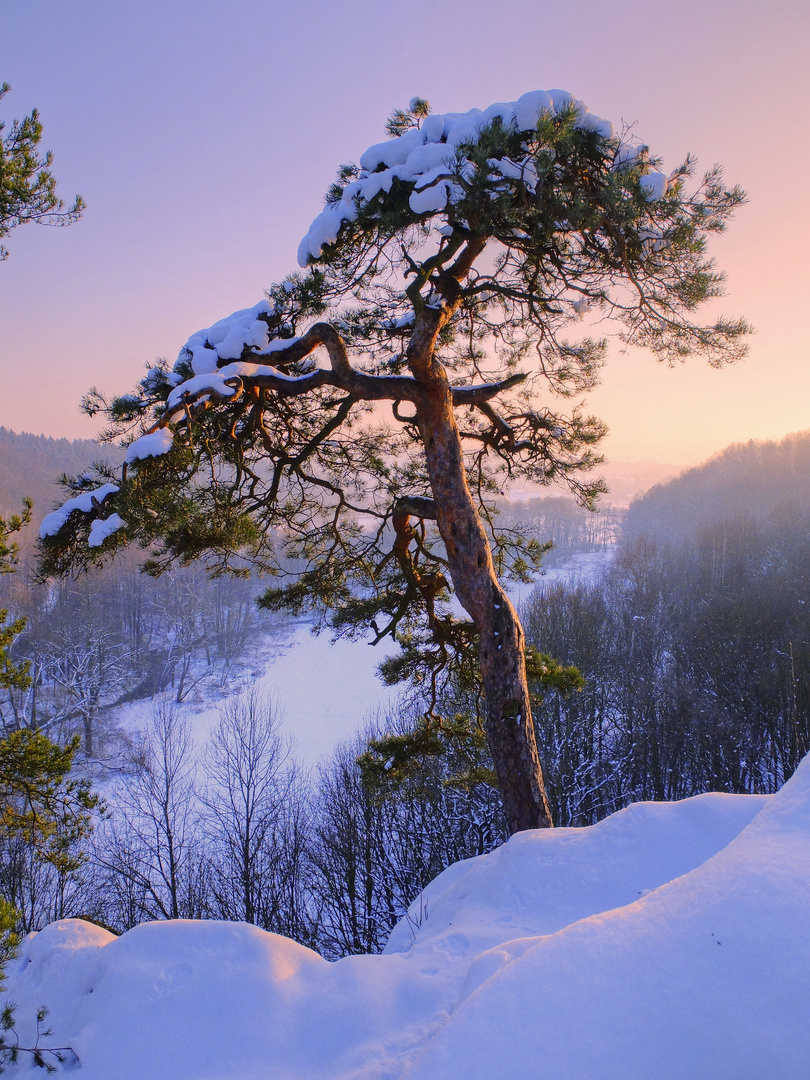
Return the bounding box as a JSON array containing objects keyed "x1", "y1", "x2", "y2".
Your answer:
[
  {"x1": 0, "y1": 83, "x2": 84, "y2": 261},
  {"x1": 39, "y1": 90, "x2": 749, "y2": 832},
  {"x1": 1, "y1": 506, "x2": 97, "y2": 872}
]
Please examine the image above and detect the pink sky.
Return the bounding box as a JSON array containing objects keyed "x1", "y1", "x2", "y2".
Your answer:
[{"x1": 1, "y1": 0, "x2": 808, "y2": 466}]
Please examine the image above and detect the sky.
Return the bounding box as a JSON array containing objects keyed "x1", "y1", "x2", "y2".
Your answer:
[{"x1": 1, "y1": 0, "x2": 808, "y2": 467}]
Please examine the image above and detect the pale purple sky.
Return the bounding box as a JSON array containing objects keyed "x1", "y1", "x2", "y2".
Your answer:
[{"x1": 1, "y1": 0, "x2": 808, "y2": 465}]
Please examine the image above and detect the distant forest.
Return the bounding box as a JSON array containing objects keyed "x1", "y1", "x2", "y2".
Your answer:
[
  {"x1": 528, "y1": 431, "x2": 810, "y2": 823},
  {"x1": 623, "y1": 431, "x2": 810, "y2": 546},
  {"x1": 0, "y1": 427, "x2": 279, "y2": 755}
]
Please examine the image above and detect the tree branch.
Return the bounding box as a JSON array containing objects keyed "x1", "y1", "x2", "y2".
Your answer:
[{"x1": 451, "y1": 373, "x2": 528, "y2": 406}]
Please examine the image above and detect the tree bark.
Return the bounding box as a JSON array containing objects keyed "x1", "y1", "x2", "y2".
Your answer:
[{"x1": 409, "y1": 314, "x2": 553, "y2": 833}]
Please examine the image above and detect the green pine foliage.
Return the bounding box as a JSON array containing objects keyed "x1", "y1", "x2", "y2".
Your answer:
[
  {"x1": 1, "y1": 502, "x2": 32, "y2": 696},
  {"x1": 359, "y1": 712, "x2": 496, "y2": 795},
  {"x1": 359, "y1": 646, "x2": 583, "y2": 798},
  {"x1": 0, "y1": 899, "x2": 18, "y2": 983},
  {"x1": 0, "y1": 729, "x2": 98, "y2": 872},
  {"x1": 0, "y1": 1002, "x2": 78, "y2": 1073},
  {"x1": 0, "y1": 83, "x2": 84, "y2": 261},
  {"x1": 1, "y1": 508, "x2": 98, "y2": 869},
  {"x1": 0, "y1": 510, "x2": 91, "y2": 1071}
]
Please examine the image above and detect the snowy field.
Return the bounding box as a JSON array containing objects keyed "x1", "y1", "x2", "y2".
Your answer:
[
  {"x1": 160, "y1": 620, "x2": 401, "y2": 767},
  {"x1": 6, "y1": 754, "x2": 810, "y2": 1078},
  {"x1": 110, "y1": 551, "x2": 612, "y2": 769}
]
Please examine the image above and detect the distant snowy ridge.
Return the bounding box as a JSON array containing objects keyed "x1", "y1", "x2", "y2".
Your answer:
[{"x1": 6, "y1": 765, "x2": 810, "y2": 1079}]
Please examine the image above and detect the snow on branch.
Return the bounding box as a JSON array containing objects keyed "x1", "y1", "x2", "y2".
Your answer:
[
  {"x1": 88, "y1": 513, "x2": 126, "y2": 548},
  {"x1": 39, "y1": 483, "x2": 120, "y2": 539},
  {"x1": 179, "y1": 299, "x2": 302, "y2": 376},
  {"x1": 125, "y1": 427, "x2": 174, "y2": 464}
]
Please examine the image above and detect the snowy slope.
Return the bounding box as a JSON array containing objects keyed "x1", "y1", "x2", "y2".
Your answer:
[
  {"x1": 405, "y1": 779, "x2": 808, "y2": 1079},
  {"x1": 5, "y1": 768, "x2": 809, "y2": 1078}
]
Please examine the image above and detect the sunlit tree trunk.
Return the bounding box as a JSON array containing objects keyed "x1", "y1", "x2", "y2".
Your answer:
[{"x1": 410, "y1": 316, "x2": 553, "y2": 833}]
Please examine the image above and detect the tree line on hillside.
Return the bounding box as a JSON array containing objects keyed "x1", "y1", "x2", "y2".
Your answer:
[
  {"x1": 13, "y1": 468, "x2": 810, "y2": 953},
  {"x1": 623, "y1": 431, "x2": 810, "y2": 547},
  {"x1": 497, "y1": 495, "x2": 620, "y2": 565},
  {"x1": 0, "y1": 428, "x2": 121, "y2": 517},
  {"x1": 527, "y1": 513, "x2": 809, "y2": 822},
  {"x1": 525, "y1": 439, "x2": 810, "y2": 824}
]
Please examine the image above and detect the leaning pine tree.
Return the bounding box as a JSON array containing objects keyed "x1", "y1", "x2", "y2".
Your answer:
[{"x1": 38, "y1": 89, "x2": 749, "y2": 832}]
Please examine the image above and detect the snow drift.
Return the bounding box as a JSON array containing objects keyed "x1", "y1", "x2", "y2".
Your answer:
[{"x1": 5, "y1": 761, "x2": 810, "y2": 1079}]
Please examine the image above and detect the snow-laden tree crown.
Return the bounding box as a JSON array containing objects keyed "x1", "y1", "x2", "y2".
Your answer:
[
  {"x1": 40, "y1": 85, "x2": 744, "y2": 546},
  {"x1": 299, "y1": 90, "x2": 621, "y2": 264}
]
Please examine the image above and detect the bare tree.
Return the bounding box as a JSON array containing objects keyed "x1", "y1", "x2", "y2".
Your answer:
[
  {"x1": 39, "y1": 626, "x2": 128, "y2": 755},
  {"x1": 148, "y1": 569, "x2": 215, "y2": 703},
  {"x1": 0, "y1": 833, "x2": 99, "y2": 932},
  {"x1": 94, "y1": 702, "x2": 205, "y2": 923},
  {"x1": 201, "y1": 689, "x2": 312, "y2": 939},
  {"x1": 309, "y1": 734, "x2": 387, "y2": 957},
  {"x1": 310, "y1": 709, "x2": 505, "y2": 958}
]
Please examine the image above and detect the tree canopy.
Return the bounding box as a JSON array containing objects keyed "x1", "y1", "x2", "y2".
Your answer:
[
  {"x1": 38, "y1": 89, "x2": 749, "y2": 831},
  {"x1": 0, "y1": 82, "x2": 84, "y2": 261}
]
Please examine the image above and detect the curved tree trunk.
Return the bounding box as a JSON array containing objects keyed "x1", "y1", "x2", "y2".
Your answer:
[{"x1": 409, "y1": 321, "x2": 553, "y2": 833}]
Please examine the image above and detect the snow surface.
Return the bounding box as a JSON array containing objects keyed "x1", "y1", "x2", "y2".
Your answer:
[
  {"x1": 125, "y1": 426, "x2": 173, "y2": 463},
  {"x1": 182, "y1": 299, "x2": 275, "y2": 369},
  {"x1": 297, "y1": 88, "x2": 662, "y2": 266},
  {"x1": 177, "y1": 300, "x2": 302, "y2": 376},
  {"x1": 6, "y1": 757, "x2": 810, "y2": 1079},
  {"x1": 87, "y1": 513, "x2": 125, "y2": 548},
  {"x1": 38, "y1": 483, "x2": 120, "y2": 539},
  {"x1": 104, "y1": 557, "x2": 598, "y2": 772},
  {"x1": 123, "y1": 619, "x2": 401, "y2": 767},
  {"x1": 640, "y1": 170, "x2": 669, "y2": 201}
]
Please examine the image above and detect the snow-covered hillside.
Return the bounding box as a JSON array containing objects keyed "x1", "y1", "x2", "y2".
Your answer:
[{"x1": 5, "y1": 755, "x2": 810, "y2": 1079}]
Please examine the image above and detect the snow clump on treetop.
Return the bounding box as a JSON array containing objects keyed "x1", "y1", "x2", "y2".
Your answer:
[
  {"x1": 181, "y1": 300, "x2": 299, "y2": 373},
  {"x1": 297, "y1": 88, "x2": 663, "y2": 265}
]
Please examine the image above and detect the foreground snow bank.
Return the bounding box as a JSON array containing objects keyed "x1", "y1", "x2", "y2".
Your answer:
[
  {"x1": 407, "y1": 774, "x2": 810, "y2": 1080},
  {"x1": 5, "y1": 771, "x2": 809, "y2": 1078}
]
